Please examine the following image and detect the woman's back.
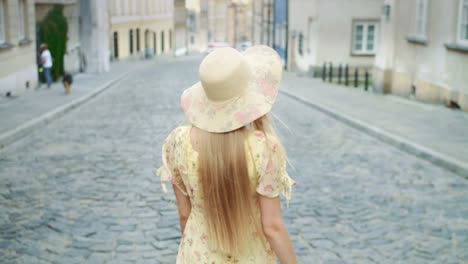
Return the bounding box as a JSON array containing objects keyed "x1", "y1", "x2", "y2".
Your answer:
[
  {"x1": 157, "y1": 45, "x2": 297, "y2": 263},
  {"x1": 157, "y1": 125, "x2": 294, "y2": 263}
]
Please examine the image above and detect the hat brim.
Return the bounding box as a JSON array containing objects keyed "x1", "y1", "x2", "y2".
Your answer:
[{"x1": 181, "y1": 45, "x2": 283, "y2": 133}]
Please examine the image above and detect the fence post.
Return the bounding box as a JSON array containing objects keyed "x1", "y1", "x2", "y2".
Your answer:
[
  {"x1": 338, "y1": 64, "x2": 342, "y2": 84},
  {"x1": 365, "y1": 70, "x2": 369, "y2": 91},
  {"x1": 354, "y1": 68, "x2": 359, "y2": 88},
  {"x1": 322, "y1": 62, "x2": 326, "y2": 81},
  {"x1": 344, "y1": 64, "x2": 349, "y2": 86},
  {"x1": 328, "y1": 62, "x2": 333, "y2": 82}
]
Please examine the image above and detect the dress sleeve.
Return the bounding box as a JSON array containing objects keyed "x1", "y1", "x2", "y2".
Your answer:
[
  {"x1": 155, "y1": 128, "x2": 188, "y2": 196},
  {"x1": 251, "y1": 132, "x2": 296, "y2": 205}
]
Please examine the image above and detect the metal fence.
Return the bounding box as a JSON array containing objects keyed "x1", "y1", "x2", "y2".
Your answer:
[{"x1": 320, "y1": 62, "x2": 372, "y2": 91}]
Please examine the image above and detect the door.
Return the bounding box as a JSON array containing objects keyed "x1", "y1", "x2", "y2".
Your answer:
[{"x1": 113, "y1": 31, "x2": 119, "y2": 59}]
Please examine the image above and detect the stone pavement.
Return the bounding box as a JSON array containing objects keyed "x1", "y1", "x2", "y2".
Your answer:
[
  {"x1": 0, "y1": 60, "x2": 152, "y2": 149},
  {"x1": 0, "y1": 56, "x2": 467, "y2": 263},
  {"x1": 281, "y1": 74, "x2": 468, "y2": 177}
]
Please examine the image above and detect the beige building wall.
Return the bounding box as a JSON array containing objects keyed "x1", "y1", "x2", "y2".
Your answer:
[
  {"x1": 187, "y1": 10, "x2": 209, "y2": 52},
  {"x1": 190, "y1": 0, "x2": 208, "y2": 52},
  {"x1": 252, "y1": 0, "x2": 261, "y2": 45},
  {"x1": 207, "y1": 0, "x2": 227, "y2": 42},
  {"x1": 174, "y1": 0, "x2": 187, "y2": 53},
  {"x1": 289, "y1": 0, "x2": 381, "y2": 73},
  {"x1": 252, "y1": 0, "x2": 273, "y2": 46},
  {"x1": 227, "y1": 0, "x2": 253, "y2": 47},
  {"x1": 109, "y1": 0, "x2": 174, "y2": 60},
  {"x1": 167, "y1": 0, "x2": 207, "y2": 54},
  {"x1": 0, "y1": 0, "x2": 38, "y2": 97},
  {"x1": 374, "y1": 0, "x2": 468, "y2": 111}
]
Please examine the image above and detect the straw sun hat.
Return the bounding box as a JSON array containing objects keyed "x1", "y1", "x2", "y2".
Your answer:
[{"x1": 181, "y1": 45, "x2": 283, "y2": 133}]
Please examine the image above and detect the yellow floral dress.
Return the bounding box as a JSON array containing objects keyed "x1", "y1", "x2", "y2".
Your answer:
[{"x1": 157, "y1": 125, "x2": 296, "y2": 263}]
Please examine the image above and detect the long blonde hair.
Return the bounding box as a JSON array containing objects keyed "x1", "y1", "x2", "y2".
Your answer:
[{"x1": 197, "y1": 115, "x2": 281, "y2": 255}]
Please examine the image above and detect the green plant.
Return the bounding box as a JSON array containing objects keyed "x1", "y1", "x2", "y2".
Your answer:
[{"x1": 39, "y1": 5, "x2": 68, "y2": 81}]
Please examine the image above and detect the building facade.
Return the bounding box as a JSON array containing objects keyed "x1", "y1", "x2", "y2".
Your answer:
[
  {"x1": 174, "y1": 0, "x2": 187, "y2": 54},
  {"x1": 252, "y1": 0, "x2": 274, "y2": 47},
  {"x1": 109, "y1": 0, "x2": 174, "y2": 60},
  {"x1": 207, "y1": 0, "x2": 227, "y2": 42},
  {"x1": 374, "y1": 0, "x2": 468, "y2": 111},
  {"x1": 186, "y1": 0, "x2": 208, "y2": 52},
  {"x1": 191, "y1": 0, "x2": 208, "y2": 52},
  {"x1": 227, "y1": 0, "x2": 253, "y2": 47},
  {"x1": 288, "y1": 0, "x2": 381, "y2": 74},
  {"x1": 0, "y1": 0, "x2": 37, "y2": 97}
]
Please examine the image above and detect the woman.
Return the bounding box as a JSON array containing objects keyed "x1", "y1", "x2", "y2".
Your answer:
[{"x1": 157, "y1": 45, "x2": 297, "y2": 263}]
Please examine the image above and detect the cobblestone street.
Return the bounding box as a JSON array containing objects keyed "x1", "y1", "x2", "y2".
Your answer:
[{"x1": 1, "y1": 57, "x2": 467, "y2": 263}]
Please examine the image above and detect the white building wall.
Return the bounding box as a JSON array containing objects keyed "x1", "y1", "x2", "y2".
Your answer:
[
  {"x1": 208, "y1": 0, "x2": 227, "y2": 42},
  {"x1": 0, "y1": 0, "x2": 38, "y2": 97},
  {"x1": 289, "y1": 0, "x2": 381, "y2": 73},
  {"x1": 289, "y1": 0, "x2": 317, "y2": 72},
  {"x1": 174, "y1": 0, "x2": 187, "y2": 52},
  {"x1": 374, "y1": 0, "x2": 468, "y2": 111}
]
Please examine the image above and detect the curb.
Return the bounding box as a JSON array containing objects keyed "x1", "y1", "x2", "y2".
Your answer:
[
  {"x1": 0, "y1": 70, "x2": 133, "y2": 150},
  {"x1": 281, "y1": 89, "x2": 468, "y2": 179}
]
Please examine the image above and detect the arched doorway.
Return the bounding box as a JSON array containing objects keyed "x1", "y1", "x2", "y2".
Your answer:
[
  {"x1": 129, "y1": 29, "x2": 134, "y2": 54},
  {"x1": 169, "y1": 29, "x2": 172, "y2": 50},
  {"x1": 145, "y1": 29, "x2": 150, "y2": 49},
  {"x1": 113, "y1": 31, "x2": 119, "y2": 59},
  {"x1": 153, "y1": 32, "x2": 157, "y2": 55},
  {"x1": 161, "y1": 31, "x2": 165, "y2": 53},
  {"x1": 136, "y1": 28, "x2": 140, "y2": 52}
]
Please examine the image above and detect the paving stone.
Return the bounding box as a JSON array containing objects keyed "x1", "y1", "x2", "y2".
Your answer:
[
  {"x1": 0, "y1": 57, "x2": 467, "y2": 263},
  {"x1": 91, "y1": 242, "x2": 114, "y2": 252}
]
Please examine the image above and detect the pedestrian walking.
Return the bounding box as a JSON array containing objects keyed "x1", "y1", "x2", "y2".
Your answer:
[
  {"x1": 156, "y1": 46, "x2": 297, "y2": 263},
  {"x1": 39, "y1": 44, "x2": 53, "y2": 88}
]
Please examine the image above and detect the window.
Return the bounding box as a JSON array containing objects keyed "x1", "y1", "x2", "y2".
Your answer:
[
  {"x1": 416, "y1": 0, "x2": 429, "y2": 38},
  {"x1": 18, "y1": 0, "x2": 27, "y2": 39},
  {"x1": 113, "y1": 32, "x2": 119, "y2": 58},
  {"x1": 188, "y1": 13, "x2": 196, "y2": 32},
  {"x1": 0, "y1": 0, "x2": 6, "y2": 43},
  {"x1": 458, "y1": 0, "x2": 468, "y2": 44},
  {"x1": 307, "y1": 17, "x2": 312, "y2": 53},
  {"x1": 298, "y1": 32, "x2": 303, "y2": 56},
  {"x1": 129, "y1": 29, "x2": 133, "y2": 54},
  {"x1": 153, "y1": 32, "x2": 156, "y2": 54},
  {"x1": 352, "y1": 22, "x2": 378, "y2": 55}
]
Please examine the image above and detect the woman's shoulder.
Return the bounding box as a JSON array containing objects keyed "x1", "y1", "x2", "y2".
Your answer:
[
  {"x1": 246, "y1": 130, "x2": 285, "y2": 158},
  {"x1": 164, "y1": 125, "x2": 191, "y2": 145}
]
